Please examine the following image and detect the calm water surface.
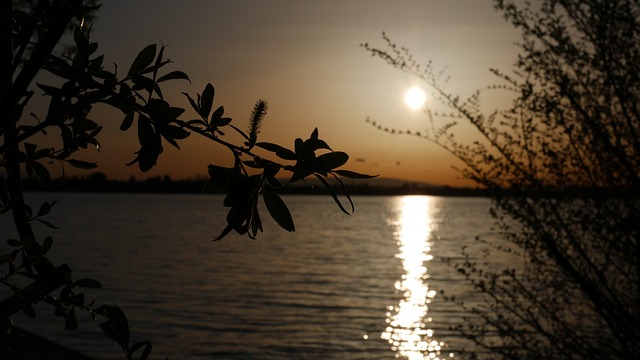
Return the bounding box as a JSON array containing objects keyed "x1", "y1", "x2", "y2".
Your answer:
[{"x1": 1, "y1": 193, "x2": 499, "y2": 359}]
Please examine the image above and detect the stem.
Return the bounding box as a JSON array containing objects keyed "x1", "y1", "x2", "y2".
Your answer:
[
  {"x1": 3, "y1": 117, "x2": 57, "y2": 281},
  {"x1": 176, "y1": 119, "x2": 257, "y2": 157},
  {"x1": 0, "y1": 0, "x2": 83, "y2": 129},
  {"x1": 0, "y1": 0, "x2": 12, "y2": 105}
]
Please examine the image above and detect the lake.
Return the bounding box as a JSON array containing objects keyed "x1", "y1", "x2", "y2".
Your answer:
[{"x1": 1, "y1": 193, "x2": 501, "y2": 359}]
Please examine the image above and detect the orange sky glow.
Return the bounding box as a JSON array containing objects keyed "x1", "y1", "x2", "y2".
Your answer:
[{"x1": 33, "y1": 0, "x2": 521, "y2": 187}]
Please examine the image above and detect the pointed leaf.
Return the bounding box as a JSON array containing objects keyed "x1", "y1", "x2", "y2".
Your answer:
[
  {"x1": 36, "y1": 82, "x2": 62, "y2": 96},
  {"x1": 200, "y1": 83, "x2": 215, "y2": 119},
  {"x1": 37, "y1": 201, "x2": 55, "y2": 217},
  {"x1": 42, "y1": 236, "x2": 53, "y2": 254},
  {"x1": 128, "y1": 44, "x2": 156, "y2": 76},
  {"x1": 249, "y1": 204, "x2": 262, "y2": 238},
  {"x1": 7, "y1": 239, "x2": 22, "y2": 247},
  {"x1": 317, "y1": 151, "x2": 349, "y2": 171},
  {"x1": 157, "y1": 70, "x2": 190, "y2": 83},
  {"x1": 183, "y1": 92, "x2": 199, "y2": 113},
  {"x1": 67, "y1": 159, "x2": 98, "y2": 169},
  {"x1": 75, "y1": 278, "x2": 102, "y2": 288},
  {"x1": 255, "y1": 142, "x2": 290, "y2": 154},
  {"x1": 210, "y1": 106, "x2": 225, "y2": 122},
  {"x1": 24, "y1": 143, "x2": 37, "y2": 155},
  {"x1": 162, "y1": 125, "x2": 190, "y2": 147},
  {"x1": 257, "y1": 142, "x2": 297, "y2": 159},
  {"x1": 98, "y1": 306, "x2": 130, "y2": 351},
  {"x1": 65, "y1": 308, "x2": 78, "y2": 330},
  {"x1": 331, "y1": 172, "x2": 355, "y2": 213},
  {"x1": 130, "y1": 341, "x2": 153, "y2": 360},
  {"x1": 137, "y1": 114, "x2": 154, "y2": 146},
  {"x1": 314, "y1": 174, "x2": 351, "y2": 215},
  {"x1": 214, "y1": 224, "x2": 234, "y2": 241},
  {"x1": 35, "y1": 218, "x2": 59, "y2": 229},
  {"x1": 263, "y1": 186, "x2": 295, "y2": 232},
  {"x1": 120, "y1": 112, "x2": 134, "y2": 131},
  {"x1": 30, "y1": 161, "x2": 51, "y2": 186}
]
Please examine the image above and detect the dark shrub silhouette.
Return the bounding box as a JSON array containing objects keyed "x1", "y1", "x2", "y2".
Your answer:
[{"x1": 364, "y1": 0, "x2": 639, "y2": 358}]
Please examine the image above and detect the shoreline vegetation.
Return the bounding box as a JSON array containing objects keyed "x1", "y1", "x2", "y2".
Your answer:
[
  {"x1": 21, "y1": 172, "x2": 634, "y2": 199},
  {"x1": 21, "y1": 171, "x2": 493, "y2": 197}
]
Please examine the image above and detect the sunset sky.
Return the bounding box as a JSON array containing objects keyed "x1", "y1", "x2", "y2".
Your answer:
[{"x1": 53, "y1": 0, "x2": 522, "y2": 186}]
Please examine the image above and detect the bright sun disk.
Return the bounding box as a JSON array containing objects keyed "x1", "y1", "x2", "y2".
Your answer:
[{"x1": 404, "y1": 87, "x2": 427, "y2": 110}]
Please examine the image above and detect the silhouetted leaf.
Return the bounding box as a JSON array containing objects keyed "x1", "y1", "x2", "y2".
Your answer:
[
  {"x1": 206, "y1": 165, "x2": 237, "y2": 193},
  {"x1": 256, "y1": 142, "x2": 291, "y2": 153},
  {"x1": 131, "y1": 74, "x2": 154, "y2": 92},
  {"x1": 157, "y1": 70, "x2": 190, "y2": 83},
  {"x1": 330, "y1": 173, "x2": 355, "y2": 213},
  {"x1": 266, "y1": 175, "x2": 283, "y2": 188},
  {"x1": 294, "y1": 138, "x2": 304, "y2": 156},
  {"x1": 162, "y1": 125, "x2": 190, "y2": 149},
  {"x1": 314, "y1": 174, "x2": 351, "y2": 215},
  {"x1": 75, "y1": 278, "x2": 102, "y2": 288},
  {"x1": 35, "y1": 218, "x2": 59, "y2": 229},
  {"x1": 36, "y1": 82, "x2": 62, "y2": 96},
  {"x1": 317, "y1": 151, "x2": 349, "y2": 171},
  {"x1": 255, "y1": 142, "x2": 296, "y2": 160},
  {"x1": 93, "y1": 69, "x2": 114, "y2": 80},
  {"x1": 65, "y1": 308, "x2": 78, "y2": 330},
  {"x1": 136, "y1": 137, "x2": 162, "y2": 172},
  {"x1": 120, "y1": 112, "x2": 134, "y2": 131},
  {"x1": 183, "y1": 92, "x2": 199, "y2": 114},
  {"x1": 249, "y1": 204, "x2": 262, "y2": 238},
  {"x1": 73, "y1": 27, "x2": 88, "y2": 49},
  {"x1": 130, "y1": 341, "x2": 152, "y2": 360},
  {"x1": 7, "y1": 239, "x2": 21, "y2": 247},
  {"x1": 128, "y1": 44, "x2": 156, "y2": 76},
  {"x1": 98, "y1": 305, "x2": 130, "y2": 352},
  {"x1": 137, "y1": 114, "x2": 154, "y2": 146},
  {"x1": 67, "y1": 159, "x2": 98, "y2": 169},
  {"x1": 30, "y1": 161, "x2": 51, "y2": 186},
  {"x1": 24, "y1": 142, "x2": 37, "y2": 155},
  {"x1": 210, "y1": 106, "x2": 225, "y2": 124},
  {"x1": 200, "y1": 83, "x2": 215, "y2": 119},
  {"x1": 263, "y1": 186, "x2": 295, "y2": 232},
  {"x1": 37, "y1": 201, "x2": 56, "y2": 217},
  {"x1": 81, "y1": 119, "x2": 100, "y2": 131},
  {"x1": 42, "y1": 236, "x2": 53, "y2": 254}
]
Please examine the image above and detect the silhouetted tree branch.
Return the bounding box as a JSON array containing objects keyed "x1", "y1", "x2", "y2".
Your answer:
[{"x1": 0, "y1": 1, "x2": 374, "y2": 358}]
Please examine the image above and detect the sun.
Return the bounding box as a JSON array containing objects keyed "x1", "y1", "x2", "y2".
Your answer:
[{"x1": 404, "y1": 87, "x2": 427, "y2": 110}]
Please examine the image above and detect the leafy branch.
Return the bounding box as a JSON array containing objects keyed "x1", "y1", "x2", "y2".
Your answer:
[{"x1": 1, "y1": 2, "x2": 375, "y2": 358}]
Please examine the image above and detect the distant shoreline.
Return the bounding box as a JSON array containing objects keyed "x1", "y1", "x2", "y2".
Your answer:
[
  {"x1": 22, "y1": 172, "x2": 623, "y2": 198},
  {"x1": 20, "y1": 172, "x2": 493, "y2": 197}
]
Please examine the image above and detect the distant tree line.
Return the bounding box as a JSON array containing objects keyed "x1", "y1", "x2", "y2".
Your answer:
[
  {"x1": 18, "y1": 171, "x2": 501, "y2": 196},
  {"x1": 21, "y1": 172, "x2": 207, "y2": 193}
]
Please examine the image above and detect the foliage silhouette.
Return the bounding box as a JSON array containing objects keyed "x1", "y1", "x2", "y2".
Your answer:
[
  {"x1": 364, "y1": 0, "x2": 639, "y2": 359},
  {"x1": 0, "y1": 0, "x2": 374, "y2": 358}
]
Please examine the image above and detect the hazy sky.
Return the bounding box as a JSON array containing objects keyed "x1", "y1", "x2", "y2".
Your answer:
[{"x1": 65, "y1": 0, "x2": 521, "y2": 186}]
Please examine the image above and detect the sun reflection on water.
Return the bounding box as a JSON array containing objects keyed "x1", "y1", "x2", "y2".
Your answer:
[{"x1": 382, "y1": 196, "x2": 453, "y2": 360}]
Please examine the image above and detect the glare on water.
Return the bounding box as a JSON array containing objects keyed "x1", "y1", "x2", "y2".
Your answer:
[{"x1": 382, "y1": 196, "x2": 454, "y2": 360}]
